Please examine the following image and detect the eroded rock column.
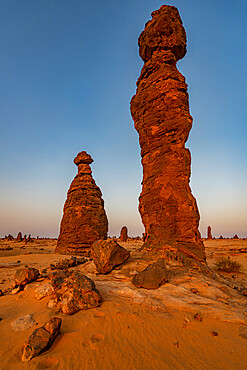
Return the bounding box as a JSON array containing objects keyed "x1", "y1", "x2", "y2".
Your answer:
[
  {"x1": 56, "y1": 151, "x2": 108, "y2": 255},
  {"x1": 130, "y1": 5, "x2": 205, "y2": 261}
]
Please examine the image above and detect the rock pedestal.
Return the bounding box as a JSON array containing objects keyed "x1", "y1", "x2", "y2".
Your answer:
[
  {"x1": 207, "y1": 226, "x2": 212, "y2": 240},
  {"x1": 55, "y1": 151, "x2": 108, "y2": 255},
  {"x1": 130, "y1": 5, "x2": 205, "y2": 261},
  {"x1": 120, "y1": 226, "x2": 128, "y2": 242}
]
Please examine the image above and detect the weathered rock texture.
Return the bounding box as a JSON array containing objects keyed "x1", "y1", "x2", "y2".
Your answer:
[
  {"x1": 132, "y1": 258, "x2": 169, "y2": 289},
  {"x1": 91, "y1": 239, "x2": 130, "y2": 274},
  {"x1": 14, "y1": 267, "x2": 39, "y2": 288},
  {"x1": 51, "y1": 272, "x2": 102, "y2": 314},
  {"x1": 207, "y1": 226, "x2": 212, "y2": 240},
  {"x1": 130, "y1": 5, "x2": 205, "y2": 262},
  {"x1": 56, "y1": 151, "x2": 108, "y2": 255},
  {"x1": 120, "y1": 226, "x2": 128, "y2": 242},
  {"x1": 16, "y1": 232, "x2": 22, "y2": 242},
  {"x1": 22, "y1": 317, "x2": 62, "y2": 362}
]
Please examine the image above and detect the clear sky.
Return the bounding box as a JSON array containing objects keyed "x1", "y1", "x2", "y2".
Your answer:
[{"x1": 0, "y1": 0, "x2": 246, "y2": 239}]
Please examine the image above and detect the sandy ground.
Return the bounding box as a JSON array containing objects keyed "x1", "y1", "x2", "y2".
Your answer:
[{"x1": 0, "y1": 238, "x2": 247, "y2": 369}]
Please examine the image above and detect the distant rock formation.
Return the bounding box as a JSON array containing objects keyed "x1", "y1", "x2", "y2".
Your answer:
[
  {"x1": 56, "y1": 151, "x2": 108, "y2": 255},
  {"x1": 130, "y1": 5, "x2": 205, "y2": 261},
  {"x1": 120, "y1": 226, "x2": 128, "y2": 242},
  {"x1": 16, "y1": 232, "x2": 22, "y2": 242},
  {"x1": 207, "y1": 226, "x2": 212, "y2": 240}
]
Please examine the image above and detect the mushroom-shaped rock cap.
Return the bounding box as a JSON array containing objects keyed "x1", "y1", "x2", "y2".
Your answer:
[
  {"x1": 138, "y1": 5, "x2": 187, "y2": 62},
  {"x1": 74, "y1": 151, "x2": 93, "y2": 166}
]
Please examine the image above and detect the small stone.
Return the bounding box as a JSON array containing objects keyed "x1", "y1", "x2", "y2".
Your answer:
[
  {"x1": 194, "y1": 313, "x2": 203, "y2": 321},
  {"x1": 21, "y1": 317, "x2": 62, "y2": 362},
  {"x1": 11, "y1": 286, "x2": 21, "y2": 294},
  {"x1": 11, "y1": 314, "x2": 35, "y2": 332},
  {"x1": 190, "y1": 288, "x2": 199, "y2": 294},
  {"x1": 211, "y1": 331, "x2": 218, "y2": 337}
]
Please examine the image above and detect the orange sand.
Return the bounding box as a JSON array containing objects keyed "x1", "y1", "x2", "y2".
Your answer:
[{"x1": 0, "y1": 239, "x2": 247, "y2": 369}]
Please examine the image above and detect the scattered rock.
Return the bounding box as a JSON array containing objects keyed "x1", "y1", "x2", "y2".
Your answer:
[
  {"x1": 211, "y1": 331, "x2": 219, "y2": 337},
  {"x1": 14, "y1": 267, "x2": 39, "y2": 287},
  {"x1": 91, "y1": 239, "x2": 130, "y2": 274},
  {"x1": 120, "y1": 226, "x2": 128, "y2": 242},
  {"x1": 11, "y1": 314, "x2": 35, "y2": 332},
  {"x1": 35, "y1": 282, "x2": 54, "y2": 300},
  {"x1": 130, "y1": 5, "x2": 205, "y2": 262},
  {"x1": 190, "y1": 288, "x2": 199, "y2": 294},
  {"x1": 47, "y1": 298, "x2": 58, "y2": 309},
  {"x1": 55, "y1": 151, "x2": 108, "y2": 255},
  {"x1": 49, "y1": 257, "x2": 87, "y2": 270},
  {"x1": 132, "y1": 258, "x2": 169, "y2": 289},
  {"x1": 194, "y1": 313, "x2": 203, "y2": 321},
  {"x1": 51, "y1": 272, "x2": 102, "y2": 315},
  {"x1": 22, "y1": 317, "x2": 62, "y2": 362}
]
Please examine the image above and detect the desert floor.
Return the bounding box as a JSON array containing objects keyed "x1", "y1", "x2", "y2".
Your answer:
[{"x1": 0, "y1": 238, "x2": 247, "y2": 369}]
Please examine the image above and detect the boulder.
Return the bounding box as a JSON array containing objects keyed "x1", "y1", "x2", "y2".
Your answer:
[
  {"x1": 11, "y1": 314, "x2": 36, "y2": 332},
  {"x1": 22, "y1": 317, "x2": 62, "y2": 362},
  {"x1": 14, "y1": 267, "x2": 39, "y2": 287},
  {"x1": 51, "y1": 272, "x2": 102, "y2": 315},
  {"x1": 132, "y1": 258, "x2": 169, "y2": 289},
  {"x1": 91, "y1": 239, "x2": 130, "y2": 274}
]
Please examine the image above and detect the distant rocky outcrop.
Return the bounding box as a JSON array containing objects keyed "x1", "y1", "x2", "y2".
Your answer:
[
  {"x1": 120, "y1": 226, "x2": 128, "y2": 242},
  {"x1": 130, "y1": 5, "x2": 205, "y2": 262},
  {"x1": 207, "y1": 226, "x2": 213, "y2": 240},
  {"x1": 91, "y1": 239, "x2": 130, "y2": 274},
  {"x1": 56, "y1": 151, "x2": 108, "y2": 255},
  {"x1": 16, "y1": 232, "x2": 22, "y2": 242}
]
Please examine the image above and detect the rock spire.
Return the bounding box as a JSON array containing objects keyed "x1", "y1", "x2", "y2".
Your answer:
[
  {"x1": 130, "y1": 5, "x2": 205, "y2": 261},
  {"x1": 55, "y1": 151, "x2": 108, "y2": 255}
]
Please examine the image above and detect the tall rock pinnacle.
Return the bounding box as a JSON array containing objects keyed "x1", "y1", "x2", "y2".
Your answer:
[
  {"x1": 55, "y1": 151, "x2": 108, "y2": 255},
  {"x1": 130, "y1": 5, "x2": 205, "y2": 261}
]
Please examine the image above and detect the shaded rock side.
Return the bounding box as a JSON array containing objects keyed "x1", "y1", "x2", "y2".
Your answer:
[
  {"x1": 55, "y1": 151, "x2": 108, "y2": 255},
  {"x1": 91, "y1": 239, "x2": 130, "y2": 274},
  {"x1": 120, "y1": 226, "x2": 128, "y2": 242},
  {"x1": 51, "y1": 272, "x2": 102, "y2": 314},
  {"x1": 22, "y1": 317, "x2": 62, "y2": 362},
  {"x1": 207, "y1": 226, "x2": 212, "y2": 240},
  {"x1": 132, "y1": 258, "x2": 168, "y2": 289},
  {"x1": 14, "y1": 267, "x2": 39, "y2": 287},
  {"x1": 130, "y1": 5, "x2": 205, "y2": 262}
]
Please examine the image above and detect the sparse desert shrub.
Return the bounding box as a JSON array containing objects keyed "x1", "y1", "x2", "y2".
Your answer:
[{"x1": 214, "y1": 257, "x2": 242, "y2": 273}]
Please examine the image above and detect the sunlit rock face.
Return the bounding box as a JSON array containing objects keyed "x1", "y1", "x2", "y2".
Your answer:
[
  {"x1": 130, "y1": 5, "x2": 205, "y2": 262},
  {"x1": 56, "y1": 151, "x2": 108, "y2": 255}
]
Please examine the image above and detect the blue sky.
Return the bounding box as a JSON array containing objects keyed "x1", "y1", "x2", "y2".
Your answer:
[{"x1": 0, "y1": 0, "x2": 246, "y2": 238}]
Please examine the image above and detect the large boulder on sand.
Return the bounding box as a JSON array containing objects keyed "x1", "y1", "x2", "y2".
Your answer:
[
  {"x1": 14, "y1": 268, "x2": 39, "y2": 287},
  {"x1": 132, "y1": 258, "x2": 169, "y2": 289},
  {"x1": 91, "y1": 239, "x2": 130, "y2": 274},
  {"x1": 22, "y1": 317, "x2": 62, "y2": 362},
  {"x1": 51, "y1": 272, "x2": 102, "y2": 315}
]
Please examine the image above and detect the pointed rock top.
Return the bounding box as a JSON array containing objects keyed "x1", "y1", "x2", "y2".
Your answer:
[{"x1": 74, "y1": 151, "x2": 93, "y2": 166}]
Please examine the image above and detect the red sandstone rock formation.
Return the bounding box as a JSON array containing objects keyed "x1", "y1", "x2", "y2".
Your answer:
[
  {"x1": 130, "y1": 5, "x2": 205, "y2": 261},
  {"x1": 207, "y1": 226, "x2": 212, "y2": 240},
  {"x1": 120, "y1": 226, "x2": 128, "y2": 242},
  {"x1": 55, "y1": 151, "x2": 108, "y2": 255},
  {"x1": 16, "y1": 232, "x2": 22, "y2": 242}
]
